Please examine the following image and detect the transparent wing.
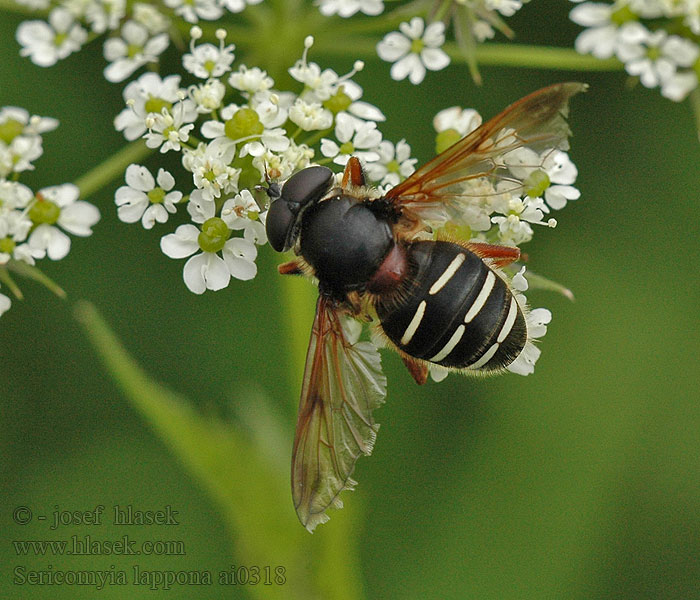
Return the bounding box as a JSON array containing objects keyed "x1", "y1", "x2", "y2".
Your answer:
[
  {"x1": 292, "y1": 295, "x2": 387, "y2": 532},
  {"x1": 384, "y1": 82, "x2": 586, "y2": 226}
]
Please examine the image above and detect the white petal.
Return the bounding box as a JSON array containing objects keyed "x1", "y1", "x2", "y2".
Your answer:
[
  {"x1": 421, "y1": 48, "x2": 450, "y2": 71},
  {"x1": 376, "y1": 32, "x2": 410, "y2": 62},
  {"x1": 156, "y1": 168, "x2": 175, "y2": 190},
  {"x1": 141, "y1": 204, "x2": 168, "y2": 229},
  {"x1": 58, "y1": 202, "x2": 100, "y2": 236},
  {"x1": 125, "y1": 164, "x2": 155, "y2": 191},
  {"x1": 0, "y1": 293, "x2": 10, "y2": 316},
  {"x1": 29, "y1": 224, "x2": 71, "y2": 260},
  {"x1": 183, "y1": 252, "x2": 230, "y2": 293},
  {"x1": 160, "y1": 224, "x2": 200, "y2": 258}
]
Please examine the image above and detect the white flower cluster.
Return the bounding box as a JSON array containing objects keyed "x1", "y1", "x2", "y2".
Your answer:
[
  {"x1": 318, "y1": 2, "x2": 526, "y2": 85},
  {"x1": 424, "y1": 102, "x2": 580, "y2": 377},
  {"x1": 0, "y1": 108, "x2": 100, "y2": 317},
  {"x1": 113, "y1": 32, "x2": 417, "y2": 295},
  {"x1": 431, "y1": 106, "x2": 579, "y2": 247},
  {"x1": 14, "y1": 0, "x2": 263, "y2": 82},
  {"x1": 570, "y1": 0, "x2": 700, "y2": 101}
]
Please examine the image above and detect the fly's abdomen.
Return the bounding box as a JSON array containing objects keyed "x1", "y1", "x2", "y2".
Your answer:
[{"x1": 376, "y1": 240, "x2": 527, "y2": 372}]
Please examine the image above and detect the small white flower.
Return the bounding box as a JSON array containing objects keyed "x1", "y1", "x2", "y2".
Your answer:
[
  {"x1": 317, "y1": 0, "x2": 384, "y2": 17},
  {"x1": 85, "y1": 0, "x2": 126, "y2": 34},
  {"x1": 0, "y1": 180, "x2": 33, "y2": 211},
  {"x1": 229, "y1": 65, "x2": 274, "y2": 96},
  {"x1": 289, "y1": 99, "x2": 333, "y2": 131},
  {"x1": 27, "y1": 184, "x2": 100, "y2": 260},
  {"x1": 221, "y1": 190, "x2": 267, "y2": 245},
  {"x1": 376, "y1": 17, "x2": 450, "y2": 84},
  {"x1": 103, "y1": 21, "x2": 169, "y2": 83},
  {"x1": 164, "y1": 0, "x2": 223, "y2": 23},
  {"x1": 0, "y1": 107, "x2": 59, "y2": 137},
  {"x1": 190, "y1": 78, "x2": 226, "y2": 114},
  {"x1": 485, "y1": 0, "x2": 523, "y2": 17},
  {"x1": 491, "y1": 196, "x2": 551, "y2": 245},
  {"x1": 0, "y1": 210, "x2": 34, "y2": 265},
  {"x1": 0, "y1": 135, "x2": 43, "y2": 177},
  {"x1": 433, "y1": 106, "x2": 482, "y2": 137},
  {"x1": 161, "y1": 215, "x2": 257, "y2": 294},
  {"x1": 542, "y1": 151, "x2": 580, "y2": 209},
  {"x1": 183, "y1": 143, "x2": 241, "y2": 202},
  {"x1": 115, "y1": 164, "x2": 181, "y2": 229},
  {"x1": 144, "y1": 104, "x2": 196, "y2": 153},
  {"x1": 570, "y1": 2, "x2": 622, "y2": 59},
  {"x1": 364, "y1": 139, "x2": 416, "y2": 187},
  {"x1": 132, "y1": 2, "x2": 171, "y2": 34},
  {"x1": 617, "y1": 23, "x2": 700, "y2": 99},
  {"x1": 221, "y1": 0, "x2": 264, "y2": 12},
  {"x1": 320, "y1": 113, "x2": 382, "y2": 166},
  {"x1": 16, "y1": 8, "x2": 88, "y2": 67},
  {"x1": 183, "y1": 28, "x2": 235, "y2": 78},
  {"x1": 511, "y1": 266, "x2": 528, "y2": 291},
  {"x1": 507, "y1": 303, "x2": 552, "y2": 376},
  {"x1": 114, "y1": 73, "x2": 187, "y2": 141}
]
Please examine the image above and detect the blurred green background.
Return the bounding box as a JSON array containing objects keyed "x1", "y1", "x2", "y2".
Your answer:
[{"x1": 2, "y1": 2, "x2": 699, "y2": 599}]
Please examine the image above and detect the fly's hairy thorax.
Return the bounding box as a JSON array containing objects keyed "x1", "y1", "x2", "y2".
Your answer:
[{"x1": 299, "y1": 194, "x2": 394, "y2": 295}]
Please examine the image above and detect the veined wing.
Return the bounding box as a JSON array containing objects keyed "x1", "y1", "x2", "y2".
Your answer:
[
  {"x1": 384, "y1": 82, "x2": 586, "y2": 226},
  {"x1": 292, "y1": 295, "x2": 387, "y2": 532}
]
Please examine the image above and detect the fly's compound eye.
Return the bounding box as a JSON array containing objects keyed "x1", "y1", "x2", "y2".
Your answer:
[
  {"x1": 267, "y1": 199, "x2": 297, "y2": 252},
  {"x1": 281, "y1": 166, "x2": 334, "y2": 205},
  {"x1": 265, "y1": 166, "x2": 334, "y2": 253}
]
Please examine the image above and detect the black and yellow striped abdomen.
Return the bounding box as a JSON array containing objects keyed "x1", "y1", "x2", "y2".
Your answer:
[{"x1": 376, "y1": 240, "x2": 527, "y2": 372}]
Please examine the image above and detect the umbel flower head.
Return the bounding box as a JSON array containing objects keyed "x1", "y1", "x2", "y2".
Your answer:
[
  {"x1": 570, "y1": 0, "x2": 700, "y2": 101},
  {"x1": 0, "y1": 108, "x2": 100, "y2": 318}
]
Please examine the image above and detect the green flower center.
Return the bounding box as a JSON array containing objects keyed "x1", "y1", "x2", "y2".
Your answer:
[
  {"x1": 28, "y1": 198, "x2": 61, "y2": 225},
  {"x1": 224, "y1": 108, "x2": 264, "y2": 141},
  {"x1": 524, "y1": 170, "x2": 551, "y2": 198},
  {"x1": 127, "y1": 44, "x2": 143, "y2": 59},
  {"x1": 387, "y1": 159, "x2": 400, "y2": 174},
  {"x1": 435, "y1": 129, "x2": 461, "y2": 154},
  {"x1": 411, "y1": 38, "x2": 425, "y2": 54},
  {"x1": 204, "y1": 59, "x2": 217, "y2": 74},
  {"x1": 0, "y1": 237, "x2": 16, "y2": 254},
  {"x1": 198, "y1": 217, "x2": 230, "y2": 253},
  {"x1": 144, "y1": 96, "x2": 173, "y2": 114},
  {"x1": 339, "y1": 141, "x2": 355, "y2": 155},
  {"x1": 323, "y1": 87, "x2": 352, "y2": 115},
  {"x1": 147, "y1": 187, "x2": 166, "y2": 204},
  {"x1": 54, "y1": 32, "x2": 68, "y2": 47},
  {"x1": 610, "y1": 4, "x2": 637, "y2": 26},
  {"x1": 0, "y1": 119, "x2": 24, "y2": 144},
  {"x1": 647, "y1": 46, "x2": 661, "y2": 61}
]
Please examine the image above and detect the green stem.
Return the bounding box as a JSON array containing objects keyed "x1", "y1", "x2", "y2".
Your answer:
[
  {"x1": 0, "y1": 266, "x2": 24, "y2": 300},
  {"x1": 279, "y1": 272, "x2": 317, "y2": 408},
  {"x1": 7, "y1": 260, "x2": 66, "y2": 298},
  {"x1": 313, "y1": 38, "x2": 623, "y2": 71},
  {"x1": 74, "y1": 140, "x2": 152, "y2": 199}
]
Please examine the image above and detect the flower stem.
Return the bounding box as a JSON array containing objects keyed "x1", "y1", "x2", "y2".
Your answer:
[
  {"x1": 74, "y1": 140, "x2": 152, "y2": 199},
  {"x1": 313, "y1": 38, "x2": 623, "y2": 71},
  {"x1": 7, "y1": 260, "x2": 66, "y2": 298}
]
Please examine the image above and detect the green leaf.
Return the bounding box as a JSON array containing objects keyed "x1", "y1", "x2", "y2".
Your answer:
[{"x1": 74, "y1": 300, "x2": 366, "y2": 600}]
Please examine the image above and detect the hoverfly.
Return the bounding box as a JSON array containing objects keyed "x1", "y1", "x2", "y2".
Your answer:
[{"x1": 264, "y1": 83, "x2": 585, "y2": 532}]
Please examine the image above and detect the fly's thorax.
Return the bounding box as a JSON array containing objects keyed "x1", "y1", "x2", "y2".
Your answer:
[{"x1": 299, "y1": 194, "x2": 394, "y2": 294}]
